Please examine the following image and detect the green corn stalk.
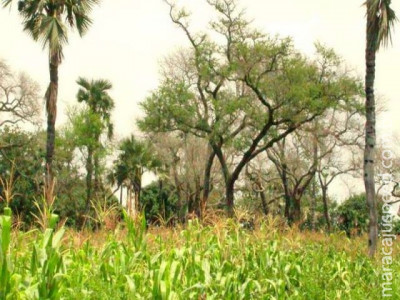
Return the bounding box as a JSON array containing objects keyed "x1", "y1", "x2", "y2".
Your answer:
[{"x1": 0, "y1": 208, "x2": 12, "y2": 299}]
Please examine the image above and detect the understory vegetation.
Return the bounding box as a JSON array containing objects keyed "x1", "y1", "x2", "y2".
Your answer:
[{"x1": 1, "y1": 210, "x2": 398, "y2": 300}]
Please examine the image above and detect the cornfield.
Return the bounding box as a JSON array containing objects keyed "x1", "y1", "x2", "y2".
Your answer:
[{"x1": 0, "y1": 210, "x2": 398, "y2": 299}]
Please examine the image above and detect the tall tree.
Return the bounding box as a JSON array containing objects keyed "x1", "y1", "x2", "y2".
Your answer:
[
  {"x1": 2, "y1": 0, "x2": 99, "y2": 195},
  {"x1": 140, "y1": 0, "x2": 362, "y2": 216},
  {"x1": 364, "y1": 0, "x2": 397, "y2": 256},
  {"x1": 74, "y1": 78, "x2": 114, "y2": 210}
]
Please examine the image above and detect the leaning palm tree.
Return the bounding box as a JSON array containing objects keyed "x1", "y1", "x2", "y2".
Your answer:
[
  {"x1": 364, "y1": 0, "x2": 397, "y2": 257},
  {"x1": 76, "y1": 78, "x2": 114, "y2": 209},
  {"x1": 2, "y1": 0, "x2": 99, "y2": 194}
]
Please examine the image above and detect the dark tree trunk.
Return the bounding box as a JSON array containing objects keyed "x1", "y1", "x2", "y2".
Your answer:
[
  {"x1": 134, "y1": 174, "x2": 142, "y2": 214},
  {"x1": 201, "y1": 149, "x2": 215, "y2": 218},
  {"x1": 158, "y1": 179, "x2": 165, "y2": 219},
  {"x1": 291, "y1": 196, "x2": 301, "y2": 223},
  {"x1": 365, "y1": 6, "x2": 378, "y2": 257},
  {"x1": 226, "y1": 180, "x2": 235, "y2": 217},
  {"x1": 259, "y1": 189, "x2": 268, "y2": 216},
  {"x1": 187, "y1": 183, "x2": 195, "y2": 216},
  {"x1": 45, "y1": 52, "x2": 59, "y2": 195},
  {"x1": 211, "y1": 143, "x2": 234, "y2": 216},
  {"x1": 194, "y1": 178, "x2": 201, "y2": 217},
  {"x1": 119, "y1": 186, "x2": 123, "y2": 205}
]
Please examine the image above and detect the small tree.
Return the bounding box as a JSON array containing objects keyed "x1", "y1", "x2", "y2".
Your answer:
[
  {"x1": 111, "y1": 136, "x2": 160, "y2": 217},
  {"x1": 75, "y1": 78, "x2": 115, "y2": 208}
]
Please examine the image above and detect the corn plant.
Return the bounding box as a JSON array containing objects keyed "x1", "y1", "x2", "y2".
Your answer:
[{"x1": 0, "y1": 213, "x2": 399, "y2": 299}]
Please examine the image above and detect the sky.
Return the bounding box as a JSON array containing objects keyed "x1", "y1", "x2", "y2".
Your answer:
[{"x1": 0, "y1": 0, "x2": 399, "y2": 199}]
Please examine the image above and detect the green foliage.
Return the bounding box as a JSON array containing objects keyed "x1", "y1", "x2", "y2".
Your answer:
[
  {"x1": 0, "y1": 127, "x2": 87, "y2": 228},
  {"x1": 69, "y1": 108, "x2": 104, "y2": 149},
  {"x1": 0, "y1": 208, "x2": 67, "y2": 299},
  {"x1": 4, "y1": 0, "x2": 99, "y2": 56},
  {"x1": 0, "y1": 216, "x2": 398, "y2": 299},
  {"x1": 0, "y1": 127, "x2": 44, "y2": 225},
  {"x1": 392, "y1": 218, "x2": 400, "y2": 235},
  {"x1": 334, "y1": 194, "x2": 383, "y2": 236},
  {"x1": 366, "y1": 0, "x2": 398, "y2": 51},
  {"x1": 76, "y1": 77, "x2": 115, "y2": 140},
  {"x1": 141, "y1": 182, "x2": 178, "y2": 224},
  {"x1": 110, "y1": 136, "x2": 161, "y2": 195}
]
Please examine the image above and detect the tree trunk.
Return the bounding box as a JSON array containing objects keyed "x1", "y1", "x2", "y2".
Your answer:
[
  {"x1": 119, "y1": 186, "x2": 123, "y2": 206},
  {"x1": 321, "y1": 186, "x2": 331, "y2": 232},
  {"x1": 291, "y1": 196, "x2": 301, "y2": 224},
  {"x1": 85, "y1": 145, "x2": 94, "y2": 213},
  {"x1": 194, "y1": 177, "x2": 201, "y2": 217},
  {"x1": 226, "y1": 180, "x2": 235, "y2": 217},
  {"x1": 45, "y1": 52, "x2": 59, "y2": 197},
  {"x1": 201, "y1": 149, "x2": 215, "y2": 218},
  {"x1": 211, "y1": 143, "x2": 235, "y2": 216},
  {"x1": 310, "y1": 179, "x2": 317, "y2": 231},
  {"x1": 94, "y1": 152, "x2": 100, "y2": 199},
  {"x1": 134, "y1": 190, "x2": 139, "y2": 217},
  {"x1": 158, "y1": 179, "x2": 165, "y2": 220},
  {"x1": 135, "y1": 174, "x2": 142, "y2": 214},
  {"x1": 310, "y1": 135, "x2": 318, "y2": 231},
  {"x1": 259, "y1": 188, "x2": 269, "y2": 216},
  {"x1": 127, "y1": 186, "x2": 131, "y2": 216},
  {"x1": 282, "y1": 165, "x2": 291, "y2": 220},
  {"x1": 364, "y1": 10, "x2": 378, "y2": 257},
  {"x1": 172, "y1": 166, "x2": 183, "y2": 222}
]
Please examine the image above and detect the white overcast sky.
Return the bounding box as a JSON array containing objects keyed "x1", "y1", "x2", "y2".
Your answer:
[{"x1": 1, "y1": 0, "x2": 399, "y2": 198}]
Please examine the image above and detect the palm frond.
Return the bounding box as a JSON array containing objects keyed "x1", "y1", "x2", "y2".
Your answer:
[
  {"x1": 9, "y1": 0, "x2": 99, "y2": 56},
  {"x1": 366, "y1": 0, "x2": 398, "y2": 50}
]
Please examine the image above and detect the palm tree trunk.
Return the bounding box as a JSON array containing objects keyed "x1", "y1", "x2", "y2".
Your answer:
[
  {"x1": 94, "y1": 152, "x2": 100, "y2": 198},
  {"x1": 45, "y1": 52, "x2": 59, "y2": 195},
  {"x1": 365, "y1": 11, "x2": 378, "y2": 257},
  {"x1": 127, "y1": 186, "x2": 132, "y2": 216},
  {"x1": 85, "y1": 145, "x2": 94, "y2": 212}
]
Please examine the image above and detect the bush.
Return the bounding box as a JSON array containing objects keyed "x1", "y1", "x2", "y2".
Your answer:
[{"x1": 141, "y1": 181, "x2": 178, "y2": 224}]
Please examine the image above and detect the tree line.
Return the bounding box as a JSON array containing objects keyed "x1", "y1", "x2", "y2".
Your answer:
[{"x1": 0, "y1": 0, "x2": 398, "y2": 257}]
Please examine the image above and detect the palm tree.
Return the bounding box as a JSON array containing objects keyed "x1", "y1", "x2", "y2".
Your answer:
[
  {"x1": 76, "y1": 78, "x2": 114, "y2": 209},
  {"x1": 2, "y1": 0, "x2": 99, "y2": 194},
  {"x1": 364, "y1": 0, "x2": 397, "y2": 257},
  {"x1": 112, "y1": 136, "x2": 160, "y2": 217}
]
